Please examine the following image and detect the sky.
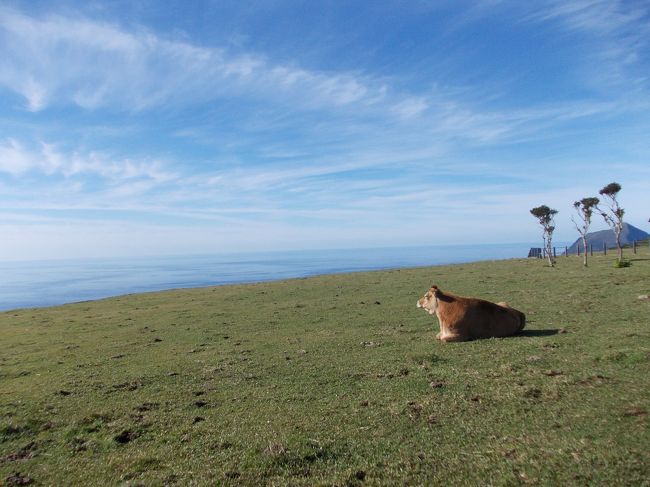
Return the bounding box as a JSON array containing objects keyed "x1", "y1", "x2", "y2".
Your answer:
[{"x1": 0, "y1": 0, "x2": 649, "y2": 261}]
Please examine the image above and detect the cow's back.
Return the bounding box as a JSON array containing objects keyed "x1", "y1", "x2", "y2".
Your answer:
[{"x1": 465, "y1": 299, "x2": 524, "y2": 339}]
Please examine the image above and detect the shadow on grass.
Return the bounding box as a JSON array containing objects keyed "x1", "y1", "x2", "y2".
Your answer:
[{"x1": 518, "y1": 329, "x2": 559, "y2": 338}]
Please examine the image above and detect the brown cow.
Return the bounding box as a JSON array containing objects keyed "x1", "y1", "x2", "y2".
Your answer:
[{"x1": 416, "y1": 285, "x2": 525, "y2": 342}]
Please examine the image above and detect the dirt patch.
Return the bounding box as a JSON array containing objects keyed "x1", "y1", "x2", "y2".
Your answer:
[
  {"x1": 114, "y1": 430, "x2": 138, "y2": 444},
  {"x1": 135, "y1": 402, "x2": 159, "y2": 412},
  {"x1": 2, "y1": 442, "x2": 37, "y2": 462},
  {"x1": 4, "y1": 472, "x2": 33, "y2": 485},
  {"x1": 69, "y1": 437, "x2": 92, "y2": 452},
  {"x1": 623, "y1": 407, "x2": 647, "y2": 417},
  {"x1": 543, "y1": 370, "x2": 563, "y2": 376},
  {"x1": 211, "y1": 441, "x2": 233, "y2": 450},
  {"x1": 406, "y1": 401, "x2": 423, "y2": 419},
  {"x1": 1, "y1": 425, "x2": 22, "y2": 438},
  {"x1": 112, "y1": 379, "x2": 142, "y2": 391},
  {"x1": 523, "y1": 388, "x2": 542, "y2": 399}
]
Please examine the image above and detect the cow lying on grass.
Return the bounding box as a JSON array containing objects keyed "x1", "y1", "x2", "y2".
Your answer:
[{"x1": 416, "y1": 284, "x2": 525, "y2": 342}]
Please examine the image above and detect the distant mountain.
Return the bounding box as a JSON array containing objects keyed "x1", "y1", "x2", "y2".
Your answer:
[{"x1": 568, "y1": 223, "x2": 649, "y2": 253}]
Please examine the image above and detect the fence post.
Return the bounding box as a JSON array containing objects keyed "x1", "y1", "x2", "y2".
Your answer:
[
  {"x1": 603, "y1": 242, "x2": 607, "y2": 255},
  {"x1": 590, "y1": 244, "x2": 593, "y2": 256},
  {"x1": 565, "y1": 246, "x2": 568, "y2": 257},
  {"x1": 577, "y1": 243, "x2": 581, "y2": 256},
  {"x1": 633, "y1": 240, "x2": 637, "y2": 254},
  {"x1": 553, "y1": 247, "x2": 556, "y2": 258}
]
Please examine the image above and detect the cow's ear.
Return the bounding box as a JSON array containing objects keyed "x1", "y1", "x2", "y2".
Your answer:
[{"x1": 431, "y1": 285, "x2": 440, "y2": 296}]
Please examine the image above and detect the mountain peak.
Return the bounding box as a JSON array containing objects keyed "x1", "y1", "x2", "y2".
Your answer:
[{"x1": 568, "y1": 223, "x2": 649, "y2": 253}]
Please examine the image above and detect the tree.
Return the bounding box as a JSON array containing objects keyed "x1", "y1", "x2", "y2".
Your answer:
[
  {"x1": 530, "y1": 205, "x2": 558, "y2": 267},
  {"x1": 598, "y1": 182, "x2": 624, "y2": 262},
  {"x1": 572, "y1": 197, "x2": 599, "y2": 267}
]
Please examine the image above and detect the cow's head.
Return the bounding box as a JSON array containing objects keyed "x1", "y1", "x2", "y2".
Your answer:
[{"x1": 416, "y1": 285, "x2": 440, "y2": 315}]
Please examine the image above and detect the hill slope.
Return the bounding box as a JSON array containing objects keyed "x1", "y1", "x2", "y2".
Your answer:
[
  {"x1": 1, "y1": 254, "x2": 649, "y2": 485},
  {"x1": 567, "y1": 222, "x2": 649, "y2": 253}
]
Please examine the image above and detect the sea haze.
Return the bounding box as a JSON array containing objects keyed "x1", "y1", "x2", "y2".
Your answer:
[{"x1": 0, "y1": 243, "x2": 546, "y2": 311}]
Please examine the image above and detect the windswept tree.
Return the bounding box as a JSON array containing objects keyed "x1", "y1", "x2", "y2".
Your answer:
[
  {"x1": 598, "y1": 182, "x2": 625, "y2": 262},
  {"x1": 530, "y1": 205, "x2": 558, "y2": 267},
  {"x1": 572, "y1": 197, "x2": 599, "y2": 267}
]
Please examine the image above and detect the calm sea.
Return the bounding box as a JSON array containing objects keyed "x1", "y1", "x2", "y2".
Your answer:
[{"x1": 0, "y1": 243, "x2": 543, "y2": 311}]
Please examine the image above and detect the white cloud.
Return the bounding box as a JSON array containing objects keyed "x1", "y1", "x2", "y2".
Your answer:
[
  {"x1": 1, "y1": 6, "x2": 614, "y2": 145},
  {"x1": 532, "y1": 0, "x2": 648, "y2": 35},
  {"x1": 0, "y1": 139, "x2": 176, "y2": 183},
  {"x1": 0, "y1": 139, "x2": 37, "y2": 174},
  {"x1": 2, "y1": 6, "x2": 640, "y2": 151},
  {"x1": 392, "y1": 97, "x2": 429, "y2": 119},
  {"x1": 0, "y1": 8, "x2": 390, "y2": 114},
  {"x1": 526, "y1": 0, "x2": 650, "y2": 91}
]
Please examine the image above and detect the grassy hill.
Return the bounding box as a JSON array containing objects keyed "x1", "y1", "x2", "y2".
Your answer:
[{"x1": 1, "y1": 254, "x2": 649, "y2": 485}]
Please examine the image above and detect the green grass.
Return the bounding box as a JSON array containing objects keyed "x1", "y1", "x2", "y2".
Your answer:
[{"x1": 1, "y1": 254, "x2": 649, "y2": 486}]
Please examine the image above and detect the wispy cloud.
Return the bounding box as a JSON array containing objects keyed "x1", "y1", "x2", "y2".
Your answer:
[
  {"x1": 0, "y1": 8, "x2": 391, "y2": 114},
  {"x1": 392, "y1": 97, "x2": 429, "y2": 119},
  {"x1": 0, "y1": 138, "x2": 176, "y2": 182},
  {"x1": 1, "y1": 6, "x2": 630, "y2": 146},
  {"x1": 532, "y1": 0, "x2": 648, "y2": 35},
  {"x1": 526, "y1": 0, "x2": 650, "y2": 91}
]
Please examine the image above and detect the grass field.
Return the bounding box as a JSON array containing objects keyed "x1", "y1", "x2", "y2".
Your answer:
[{"x1": 1, "y1": 253, "x2": 649, "y2": 486}]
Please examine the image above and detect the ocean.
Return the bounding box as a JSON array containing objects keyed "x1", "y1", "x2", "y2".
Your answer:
[{"x1": 0, "y1": 243, "x2": 541, "y2": 311}]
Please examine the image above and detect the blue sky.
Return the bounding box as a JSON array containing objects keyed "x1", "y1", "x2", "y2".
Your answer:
[{"x1": 0, "y1": 0, "x2": 649, "y2": 260}]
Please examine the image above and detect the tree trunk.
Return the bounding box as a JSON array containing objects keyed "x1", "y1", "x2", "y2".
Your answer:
[
  {"x1": 545, "y1": 235, "x2": 554, "y2": 267},
  {"x1": 581, "y1": 235, "x2": 588, "y2": 266},
  {"x1": 615, "y1": 225, "x2": 623, "y2": 261}
]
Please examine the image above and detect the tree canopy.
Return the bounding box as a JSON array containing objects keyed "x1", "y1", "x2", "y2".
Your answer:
[
  {"x1": 599, "y1": 182, "x2": 621, "y2": 197},
  {"x1": 530, "y1": 205, "x2": 558, "y2": 224}
]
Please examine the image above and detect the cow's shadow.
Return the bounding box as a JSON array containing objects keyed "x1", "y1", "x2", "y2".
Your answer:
[{"x1": 517, "y1": 329, "x2": 560, "y2": 337}]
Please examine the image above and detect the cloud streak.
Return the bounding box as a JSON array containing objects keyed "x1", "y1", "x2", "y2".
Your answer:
[
  {"x1": 526, "y1": 0, "x2": 650, "y2": 92},
  {"x1": 0, "y1": 138, "x2": 176, "y2": 182},
  {"x1": 2, "y1": 6, "x2": 632, "y2": 146},
  {"x1": 0, "y1": 8, "x2": 390, "y2": 114}
]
